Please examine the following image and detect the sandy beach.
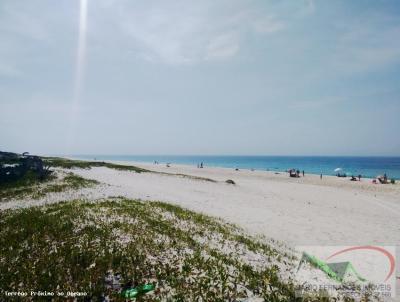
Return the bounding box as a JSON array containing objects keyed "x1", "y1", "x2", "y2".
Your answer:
[
  {"x1": 83, "y1": 161, "x2": 400, "y2": 297},
  {"x1": 4, "y1": 159, "x2": 400, "y2": 244},
  {"x1": 2, "y1": 159, "x2": 399, "y2": 299},
  {"x1": 69, "y1": 160, "x2": 400, "y2": 247},
  {"x1": 2, "y1": 0, "x2": 400, "y2": 299}
]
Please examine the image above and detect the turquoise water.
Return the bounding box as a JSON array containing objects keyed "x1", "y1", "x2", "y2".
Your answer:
[{"x1": 73, "y1": 155, "x2": 400, "y2": 180}]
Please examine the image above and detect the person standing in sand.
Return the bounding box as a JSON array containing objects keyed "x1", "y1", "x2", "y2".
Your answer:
[{"x1": 320, "y1": 174, "x2": 322, "y2": 179}]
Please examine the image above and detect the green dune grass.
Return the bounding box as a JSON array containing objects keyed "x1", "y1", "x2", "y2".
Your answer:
[
  {"x1": 44, "y1": 157, "x2": 149, "y2": 173},
  {"x1": 0, "y1": 198, "x2": 329, "y2": 301},
  {"x1": 45, "y1": 157, "x2": 217, "y2": 183},
  {"x1": 0, "y1": 172, "x2": 99, "y2": 202}
]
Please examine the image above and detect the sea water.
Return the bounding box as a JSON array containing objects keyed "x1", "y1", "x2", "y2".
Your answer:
[{"x1": 72, "y1": 155, "x2": 400, "y2": 180}]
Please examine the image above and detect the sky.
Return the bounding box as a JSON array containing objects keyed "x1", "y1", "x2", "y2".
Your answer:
[{"x1": 0, "y1": 0, "x2": 399, "y2": 156}]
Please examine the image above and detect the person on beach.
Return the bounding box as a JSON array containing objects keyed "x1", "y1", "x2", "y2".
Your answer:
[
  {"x1": 302, "y1": 170, "x2": 305, "y2": 177},
  {"x1": 358, "y1": 174, "x2": 361, "y2": 181},
  {"x1": 320, "y1": 174, "x2": 322, "y2": 179},
  {"x1": 200, "y1": 162, "x2": 203, "y2": 168}
]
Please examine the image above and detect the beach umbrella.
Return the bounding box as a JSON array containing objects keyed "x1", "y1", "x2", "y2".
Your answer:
[{"x1": 334, "y1": 168, "x2": 342, "y2": 172}]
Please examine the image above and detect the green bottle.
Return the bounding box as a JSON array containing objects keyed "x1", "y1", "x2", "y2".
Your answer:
[{"x1": 122, "y1": 284, "x2": 155, "y2": 299}]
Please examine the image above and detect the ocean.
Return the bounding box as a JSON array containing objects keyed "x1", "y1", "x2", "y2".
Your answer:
[{"x1": 73, "y1": 155, "x2": 400, "y2": 180}]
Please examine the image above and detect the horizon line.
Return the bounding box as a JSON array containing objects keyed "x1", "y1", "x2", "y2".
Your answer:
[{"x1": 62, "y1": 154, "x2": 400, "y2": 158}]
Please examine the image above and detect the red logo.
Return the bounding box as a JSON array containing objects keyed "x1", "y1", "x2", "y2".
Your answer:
[{"x1": 326, "y1": 245, "x2": 395, "y2": 282}]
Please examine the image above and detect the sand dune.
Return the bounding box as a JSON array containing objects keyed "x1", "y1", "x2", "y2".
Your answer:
[{"x1": 2, "y1": 160, "x2": 399, "y2": 297}]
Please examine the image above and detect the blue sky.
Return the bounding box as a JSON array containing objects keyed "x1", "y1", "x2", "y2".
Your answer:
[{"x1": 0, "y1": 0, "x2": 399, "y2": 155}]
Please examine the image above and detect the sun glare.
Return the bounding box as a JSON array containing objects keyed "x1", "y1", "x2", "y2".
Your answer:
[{"x1": 67, "y1": 0, "x2": 88, "y2": 153}]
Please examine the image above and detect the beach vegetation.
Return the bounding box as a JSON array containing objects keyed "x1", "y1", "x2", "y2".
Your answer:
[
  {"x1": 0, "y1": 172, "x2": 98, "y2": 202},
  {"x1": 157, "y1": 172, "x2": 217, "y2": 182},
  {"x1": 0, "y1": 198, "x2": 330, "y2": 301},
  {"x1": 44, "y1": 157, "x2": 149, "y2": 173},
  {"x1": 45, "y1": 157, "x2": 218, "y2": 183}
]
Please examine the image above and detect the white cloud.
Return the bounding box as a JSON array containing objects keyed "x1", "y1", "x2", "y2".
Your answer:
[
  {"x1": 0, "y1": 0, "x2": 71, "y2": 79},
  {"x1": 289, "y1": 97, "x2": 345, "y2": 110},
  {"x1": 110, "y1": 1, "x2": 285, "y2": 65},
  {"x1": 333, "y1": 21, "x2": 400, "y2": 73},
  {"x1": 306, "y1": 0, "x2": 316, "y2": 14},
  {"x1": 0, "y1": 62, "x2": 21, "y2": 77},
  {"x1": 0, "y1": 2, "x2": 48, "y2": 41},
  {"x1": 252, "y1": 17, "x2": 285, "y2": 34},
  {"x1": 0, "y1": 0, "x2": 288, "y2": 67},
  {"x1": 205, "y1": 33, "x2": 239, "y2": 60}
]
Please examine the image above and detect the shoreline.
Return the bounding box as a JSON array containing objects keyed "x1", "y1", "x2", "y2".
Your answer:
[
  {"x1": 69, "y1": 155, "x2": 400, "y2": 181},
  {"x1": 68, "y1": 157, "x2": 400, "y2": 286},
  {"x1": 2, "y1": 156, "x2": 399, "y2": 297},
  {"x1": 63, "y1": 157, "x2": 400, "y2": 243},
  {"x1": 69, "y1": 156, "x2": 400, "y2": 194}
]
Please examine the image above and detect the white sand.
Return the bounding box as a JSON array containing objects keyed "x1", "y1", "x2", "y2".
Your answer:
[
  {"x1": 70, "y1": 161, "x2": 400, "y2": 247},
  {"x1": 2, "y1": 160, "x2": 399, "y2": 296},
  {"x1": 86, "y1": 160, "x2": 400, "y2": 296}
]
